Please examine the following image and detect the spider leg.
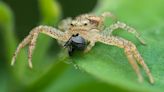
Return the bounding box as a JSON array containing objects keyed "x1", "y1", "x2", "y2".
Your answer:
[
  {"x1": 11, "y1": 25, "x2": 69, "y2": 68},
  {"x1": 124, "y1": 47, "x2": 143, "y2": 83},
  {"x1": 132, "y1": 48, "x2": 154, "y2": 84},
  {"x1": 104, "y1": 21, "x2": 146, "y2": 45},
  {"x1": 101, "y1": 12, "x2": 117, "y2": 21},
  {"x1": 28, "y1": 33, "x2": 38, "y2": 68},
  {"x1": 11, "y1": 35, "x2": 32, "y2": 66},
  {"x1": 84, "y1": 41, "x2": 95, "y2": 53},
  {"x1": 98, "y1": 35, "x2": 154, "y2": 83}
]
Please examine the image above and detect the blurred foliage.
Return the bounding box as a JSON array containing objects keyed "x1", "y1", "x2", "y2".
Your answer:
[{"x1": 0, "y1": 0, "x2": 164, "y2": 92}]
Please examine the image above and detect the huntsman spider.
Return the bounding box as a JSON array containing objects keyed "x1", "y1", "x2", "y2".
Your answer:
[{"x1": 11, "y1": 12, "x2": 154, "y2": 84}]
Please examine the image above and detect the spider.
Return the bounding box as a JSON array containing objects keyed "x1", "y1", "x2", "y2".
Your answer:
[{"x1": 11, "y1": 12, "x2": 154, "y2": 84}]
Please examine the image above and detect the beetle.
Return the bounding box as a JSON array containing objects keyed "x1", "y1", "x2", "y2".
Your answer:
[{"x1": 64, "y1": 33, "x2": 87, "y2": 56}]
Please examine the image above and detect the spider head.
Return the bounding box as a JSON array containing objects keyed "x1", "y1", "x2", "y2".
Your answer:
[{"x1": 69, "y1": 14, "x2": 103, "y2": 31}]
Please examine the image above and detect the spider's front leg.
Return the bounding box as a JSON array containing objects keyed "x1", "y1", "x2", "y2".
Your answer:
[
  {"x1": 98, "y1": 35, "x2": 154, "y2": 84},
  {"x1": 11, "y1": 25, "x2": 69, "y2": 68},
  {"x1": 84, "y1": 41, "x2": 95, "y2": 53}
]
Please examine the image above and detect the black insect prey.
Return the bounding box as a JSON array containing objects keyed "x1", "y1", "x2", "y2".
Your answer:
[{"x1": 64, "y1": 33, "x2": 87, "y2": 56}]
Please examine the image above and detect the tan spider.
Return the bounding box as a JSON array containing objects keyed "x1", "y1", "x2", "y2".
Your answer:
[{"x1": 11, "y1": 12, "x2": 154, "y2": 84}]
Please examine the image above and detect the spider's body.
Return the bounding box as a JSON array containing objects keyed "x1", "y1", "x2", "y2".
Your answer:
[
  {"x1": 11, "y1": 12, "x2": 154, "y2": 84},
  {"x1": 64, "y1": 33, "x2": 87, "y2": 56}
]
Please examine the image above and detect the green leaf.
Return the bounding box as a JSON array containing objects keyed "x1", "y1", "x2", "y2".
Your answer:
[
  {"x1": 39, "y1": 0, "x2": 61, "y2": 25},
  {"x1": 0, "y1": 2, "x2": 16, "y2": 61},
  {"x1": 3, "y1": 0, "x2": 164, "y2": 91},
  {"x1": 0, "y1": 2, "x2": 27, "y2": 92},
  {"x1": 71, "y1": 0, "x2": 164, "y2": 92}
]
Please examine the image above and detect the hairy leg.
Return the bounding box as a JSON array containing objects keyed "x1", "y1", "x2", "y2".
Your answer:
[
  {"x1": 98, "y1": 35, "x2": 154, "y2": 83},
  {"x1": 11, "y1": 25, "x2": 69, "y2": 68},
  {"x1": 11, "y1": 35, "x2": 32, "y2": 66},
  {"x1": 84, "y1": 41, "x2": 95, "y2": 53},
  {"x1": 28, "y1": 33, "x2": 38, "y2": 68},
  {"x1": 132, "y1": 49, "x2": 154, "y2": 83},
  {"x1": 104, "y1": 21, "x2": 146, "y2": 45},
  {"x1": 101, "y1": 12, "x2": 117, "y2": 21},
  {"x1": 124, "y1": 47, "x2": 143, "y2": 82}
]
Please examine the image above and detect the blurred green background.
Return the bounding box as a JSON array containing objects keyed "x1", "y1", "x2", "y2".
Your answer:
[{"x1": 0, "y1": 0, "x2": 164, "y2": 92}]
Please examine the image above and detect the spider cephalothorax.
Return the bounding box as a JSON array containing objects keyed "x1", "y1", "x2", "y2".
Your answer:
[{"x1": 11, "y1": 12, "x2": 154, "y2": 84}]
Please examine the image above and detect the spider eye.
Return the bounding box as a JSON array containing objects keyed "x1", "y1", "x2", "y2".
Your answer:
[
  {"x1": 70, "y1": 23, "x2": 74, "y2": 26},
  {"x1": 84, "y1": 23, "x2": 88, "y2": 26}
]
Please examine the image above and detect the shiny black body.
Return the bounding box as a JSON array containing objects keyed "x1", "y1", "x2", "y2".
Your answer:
[{"x1": 64, "y1": 34, "x2": 87, "y2": 56}]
